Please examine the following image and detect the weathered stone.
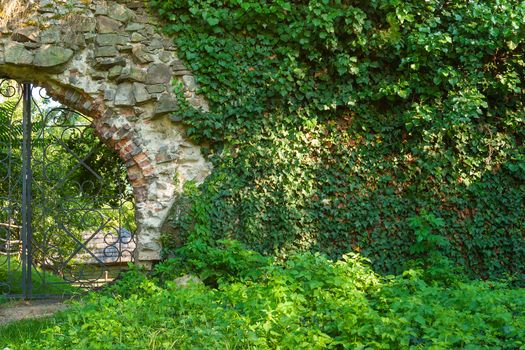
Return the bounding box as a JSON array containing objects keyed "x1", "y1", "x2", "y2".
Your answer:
[
  {"x1": 163, "y1": 38, "x2": 175, "y2": 50},
  {"x1": 114, "y1": 83, "x2": 135, "y2": 106},
  {"x1": 126, "y1": 1, "x2": 144, "y2": 10},
  {"x1": 4, "y1": 42, "x2": 34, "y2": 65},
  {"x1": 117, "y1": 66, "x2": 146, "y2": 83},
  {"x1": 11, "y1": 27, "x2": 40, "y2": 42},
  {"x1": 63, "y1": 33, "x2": 86, "y2": 48},
  {"x1": 97, "y1": 16, "x2": 122, "y2": 34},
  {"x1": 132, "y1": 45, "x2": 153, "y2": 64},
  {"x1": 146, "y1": 63, "x2": 172, "y2": 84},
  {"x1": 159, "y1": 51, "x2": 171, "y2": 63},
  {"x1": 143, "y1": 25, "x2": 156, "y2": 36},
  {"x1": 125, "y1": 23, "x2": 144, "y2": 31},
  {"x1": 64, "y1": 90, "x2": 82, "y2": 104},
  {"x1": 155, "y1": 93, "x2": 179, "y2": 117},
  {"x1": 108, "y1": 65, "x2": 124, "y2": 79},
  {"x1": 189, "y1": 96, "x2": 209, "y2": 111},
  {"x1": 148, "y1": 38, "x2": 164, "y2": 50},
  {"x1": 173, "y1": 70, "x2": 192, "y2": 76},
  {"x1": 135, "y1": 15, "x2": 151, "y2": 24},
  {"x1": 94, "y1": 57, "x2": 127, "y2": 69},
  {"x1": 40, "y1": 29, "x2": 61, "y2": 44},
  {"x1": 104, "y1": 89, "x2": 116, "y2": 100},
  {"x1": 156, "y1": 145, "x2": 175, "y2": 163},
  {"x1": 91, "y1": 70, "x2": 107, "y2": 80},
  {"x1": 117, "y1": 44, "x2": 134, "y2": 53},
  {"x1": 131, "y1": 32, "x2": 145, "y2": 43},
  {"x1": 172, "y1": 59, "x2": 186, "y2": 71},
  {"x1": 133, "y1": 83, "x2": 154, "y2": 104},
  {"x1": 182, "y1": 75, "x2": 197, "y2": 92},
  {"x1": 169, "y1": 114, "x2": 183, "y2": 122},
  {"x1": 108, "y1": 3, "x2": 132, "y2": 23},
  {"x1": 146, "y1": 84, "x2": 166, "y2": 94},
  {"x1": 78, "y1": 17, "x2": 96, "y2": 32},
  {"x1": 95, "y1": 5, "x2": 108, "y2": 15},
  {"x1": 23, "y1": 42, "x2": 41, "y2": 49},
  {"x1": 40, "y1": 0, "x2": 55, "y2": 9},
  {"x1": 84, "y1": 33, "x2": 97, "y2": 44},
  {"x1": 95, "y1": 46, "x2": 118, "y2": 57},
  {"x1": 69, "y1": 75, "x2": 79, "y2": 84},
  {"x1": 96, "y1": 33, "x2": 124, "y2": 46},
  {"x1": 33, "y1": 45, "x2": 74, "y2": 67}
]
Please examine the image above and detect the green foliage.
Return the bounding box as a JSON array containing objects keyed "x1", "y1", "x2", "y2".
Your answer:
[
  {"x1": 0, "y1": 96, "x2": 22, "y2": 196},
  {"x1": 150, "y1": 0, "x2": 525, "y2": 280},
  {"x1": 1, "y1": 88, "x2": 135, "y2": 295},
  {"x1": 163, "y1": 239, "x2": 272, "y2": 285},
  {"x1": 3, "y1": 244, "x2": 525, "y2": 349},
  {"x1": 0, "y1": 99, "x2": 21, "y2": 143},
  {"x1": 0, "y1": 256, "x2": 78, "y2": 297},
  {"x1": 0, "y1": 317, "x2": 54, "y2": 345}
]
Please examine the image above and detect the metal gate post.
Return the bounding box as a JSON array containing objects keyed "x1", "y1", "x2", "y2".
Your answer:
[{"x1": 21, "y1": 83, "x2": 33, "y2": 299}]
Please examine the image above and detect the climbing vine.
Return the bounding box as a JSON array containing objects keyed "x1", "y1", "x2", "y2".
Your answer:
[{"x1": 150, "y1": 0, "x2": 525, "y2": 280}]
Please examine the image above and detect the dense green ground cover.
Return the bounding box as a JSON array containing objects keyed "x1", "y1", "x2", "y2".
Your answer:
[
  {"x1": 1, "y1": 241, "x2": 524, "y2": 349},
  {"x1": 150, "y1": 0, "x2": 525, "y2": 280}
]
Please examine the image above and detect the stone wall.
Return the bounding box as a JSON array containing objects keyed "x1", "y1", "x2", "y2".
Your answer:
[{"x1": 0, "y1": 0, "x2": 212, "y2": 262}]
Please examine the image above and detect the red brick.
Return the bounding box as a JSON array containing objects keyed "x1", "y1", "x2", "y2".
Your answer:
[
  {"x1": 131, "y1": 178, "x2": 146, "y2": 187},
  {"x1": 133, "y1": 153, "x2": 148, "y2": 163},
  {"x1": 142, "y1": 166, "x2": 155, "y2": 176}
]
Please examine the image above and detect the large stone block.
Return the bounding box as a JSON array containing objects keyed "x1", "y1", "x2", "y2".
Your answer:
[
  {"x1": 95, "y1": 46, "x2": 119, "y2": 57},
  {"x1": 40, "y1": 29, "x2": 61, "y2": 44},
  {"x1": 146, "y1": 63, "x2": 172, "y2": 84},
  {"x1": 117, "y1": 66, "x2": 146, "y2": 83},
  {"x1": 108, "y1": 3, "x2": 132, "y2": 23},
  {"x1": 97, "y1": 16, "x2": 122, "y2": 33},
  {"x1": 11, "y1": 27, "x2": 40, "y2": 42},
  {"x1": 34, "y1": 45, "x2": 74, "y2": 67},
  {"x1": 114, "y1": 82, "x2": 135, "y2": 106},
  {"x1": 4, "y1": 42, "x2": 33, "y2": 65},
  {"x1": 96, "y1": 33, "x2": 125, "y2": 46},
  {"x1": 133, "y1": 82, "x2": 154, "y2": 104},
  {"x1": 132, "y1": 44, "x2": 153, "y2": 64},
  {"x1": 155, "y1": 93, "x2": 179, "y2": 117}
]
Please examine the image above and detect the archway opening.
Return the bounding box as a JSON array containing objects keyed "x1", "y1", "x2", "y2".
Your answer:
[
  {"x1": 1, "y1": 78, "x2": 136, "y2": 298},
  {"x1": 1, "y1": 0, "x2": 213, "y2": 267}
]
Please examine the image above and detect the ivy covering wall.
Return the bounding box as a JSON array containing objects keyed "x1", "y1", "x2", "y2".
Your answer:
[{"x1": 150, "y1": 0, "x2": 525, "y2": 280}]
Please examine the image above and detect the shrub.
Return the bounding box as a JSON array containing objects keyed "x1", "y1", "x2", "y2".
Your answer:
[{"x1": 5, "y1": 243, "x2": 524, "y2": 349}]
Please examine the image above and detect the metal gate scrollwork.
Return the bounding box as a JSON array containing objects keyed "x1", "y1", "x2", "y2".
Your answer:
[{"x1": 0, "y1": 79, "x2": 135, "y2": 299}]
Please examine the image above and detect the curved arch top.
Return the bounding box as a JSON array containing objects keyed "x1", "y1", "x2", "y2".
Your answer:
[{"x1": 0, "y1": 0, "x2": 212, "y2": 261}]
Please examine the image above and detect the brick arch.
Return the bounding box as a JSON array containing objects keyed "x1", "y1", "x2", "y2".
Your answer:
[{"x1": 0, "y1": 0, "x2": 212, "y2": 262}]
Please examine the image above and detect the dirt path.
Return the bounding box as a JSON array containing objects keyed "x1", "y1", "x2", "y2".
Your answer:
[{"x1": 0, "y1": 300, "x2": 69, "y2": 325}]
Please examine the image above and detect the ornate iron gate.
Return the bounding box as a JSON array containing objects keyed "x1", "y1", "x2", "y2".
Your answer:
[{"x1": 1, "y1": 80, "x2": 135, "y2": 299}]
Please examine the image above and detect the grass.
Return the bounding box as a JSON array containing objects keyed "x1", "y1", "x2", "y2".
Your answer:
[
  {"x1": 1, "y1": 256, "x2": 77, "y2": 303},
  {"x1": 0, "y1": 317, "x2": 55, "y2": 346}
]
